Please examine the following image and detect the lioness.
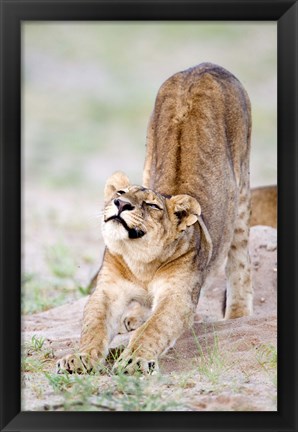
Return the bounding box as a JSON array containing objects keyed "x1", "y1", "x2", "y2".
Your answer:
[
  {"x1": 251, "y1": 185, "x2": 277, "y2": 228},
  {"x1": 57, "y1": 62, "x2": 253, "y2": 375}
]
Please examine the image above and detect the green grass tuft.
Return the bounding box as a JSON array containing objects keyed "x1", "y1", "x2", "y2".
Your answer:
[
  {"x1": 256, "y1": 343, "x2": 277, "y2": 386},
  {"x1": 31, "y1": 335, "x2": 46, "y2": 351},
  {"x1": 192, "y1": 327, "x2": 226, "y2": 385},
  {"x1": 44, "y1": 370, "x2": 185, "y2": 411}
]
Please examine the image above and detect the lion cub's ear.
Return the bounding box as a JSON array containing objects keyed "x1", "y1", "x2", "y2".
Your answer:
[
  {"x1": 170, "y1": 194, "x2": 201, "y2": 232},
  {"x1": 170, "y1": 194, "x2": 213, "y2": 265},
  {"x1": 104, "y1": 171, "x2": 131, "y2": 202}
]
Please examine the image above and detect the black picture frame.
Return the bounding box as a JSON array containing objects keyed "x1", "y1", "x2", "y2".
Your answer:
[{"x1": 0, "y1": 1, "x2": 297, "y2": 431}]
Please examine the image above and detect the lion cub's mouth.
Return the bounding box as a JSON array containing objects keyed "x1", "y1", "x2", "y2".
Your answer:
[{"x1": 105, "y1": 215, "x2": 145, "y2": 239}]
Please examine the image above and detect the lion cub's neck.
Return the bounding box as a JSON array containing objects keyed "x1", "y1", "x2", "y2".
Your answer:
[{"x1": 106, "y1": 227, "x2": 196, "y2": 285}]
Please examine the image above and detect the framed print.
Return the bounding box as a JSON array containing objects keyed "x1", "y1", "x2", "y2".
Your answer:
[{"x1": 0, "y1": 1, "x2": 297, "y2": 431}]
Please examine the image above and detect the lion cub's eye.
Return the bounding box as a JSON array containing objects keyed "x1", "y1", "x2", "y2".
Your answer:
[
  {"x1": 116, "y1": 190, "x2": 126, "y2": 196},
  {"x1": 145, "y1": 202, "x2": 162, "y2": 210}
]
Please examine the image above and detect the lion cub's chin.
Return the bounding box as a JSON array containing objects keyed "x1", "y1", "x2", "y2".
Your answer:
[{"x1": 102, "y1": 218, "x2": 131, "y2": 242}]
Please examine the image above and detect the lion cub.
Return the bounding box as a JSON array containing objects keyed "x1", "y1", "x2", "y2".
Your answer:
[{"x1": 57, "y1": 63, "x2": 253, "y2": 375}]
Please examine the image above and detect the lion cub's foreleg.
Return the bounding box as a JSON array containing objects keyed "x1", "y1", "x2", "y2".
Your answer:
[
  {"x1": 113, "y1": 279, "x2": 196, "y2": 375},
  {"x1": 56, "y1": 273, "x2": 137, "y2": 374},
  {"x1": 225, "y1": 183, "x2": 253, "y2": 319}
]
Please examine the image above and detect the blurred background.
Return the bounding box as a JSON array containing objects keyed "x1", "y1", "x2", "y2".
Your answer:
[{"x1": 22, "y1": 22, "x2": 277, "y2": 314}]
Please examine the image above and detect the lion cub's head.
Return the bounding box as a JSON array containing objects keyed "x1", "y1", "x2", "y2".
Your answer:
[{"x1": 102, "y1": 171, "x2": 212, "y2": 263}]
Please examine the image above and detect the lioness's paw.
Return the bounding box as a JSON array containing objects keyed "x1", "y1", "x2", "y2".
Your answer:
[
  {"x1": 56, "y1": 353, "x2": 95, "y2": 374},
  {"x1": 113, "y1": 355, "x2": 159, "y2": 376}
]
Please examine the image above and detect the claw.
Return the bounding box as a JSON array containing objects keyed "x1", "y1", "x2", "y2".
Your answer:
[{"x1": 113, "y1": 354, "x2": 159, "y2": 376}]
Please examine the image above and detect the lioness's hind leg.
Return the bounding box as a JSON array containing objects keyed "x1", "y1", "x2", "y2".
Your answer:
[{"x1": 225, "y1": 186, "x2": 253, "y2": 319}]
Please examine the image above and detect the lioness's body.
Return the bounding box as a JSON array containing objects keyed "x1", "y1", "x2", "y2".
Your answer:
[
  {"x1": 251, "y1": 185, "x2": 277, "y2": 228},
  {"x1": 58, "y1": 63, "x2": 253, "y2": 375},
  {"x1": 144, "y1": 63, "x2": 251, "y2": 280}
]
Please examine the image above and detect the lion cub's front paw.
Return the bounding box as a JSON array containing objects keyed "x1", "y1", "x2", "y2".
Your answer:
[
  {"x1": 112, "y1": 353, "x2": 159, "y2": 376},
  {"x1": 56, "y1": 352, "x2": 99, "y2": 374}
]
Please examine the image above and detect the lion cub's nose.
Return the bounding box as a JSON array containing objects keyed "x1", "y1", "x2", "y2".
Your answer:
[{"x1": 114, "y1": 198, "x2": 135, "y2": 214}]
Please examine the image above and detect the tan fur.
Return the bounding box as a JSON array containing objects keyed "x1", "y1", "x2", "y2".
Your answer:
[
  {"x1": 57, "y1": 63, "x2": 253, "y2": 375},
  {"x1": 250, "y1": 185, "x2": 277, "y2": 228}
]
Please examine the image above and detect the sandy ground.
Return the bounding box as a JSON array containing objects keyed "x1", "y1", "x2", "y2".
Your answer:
[{"x1": 22, "y1": 226, "x2": 277, "y2": 411}]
